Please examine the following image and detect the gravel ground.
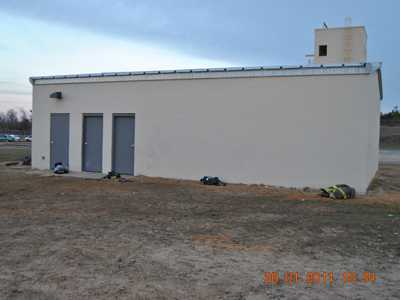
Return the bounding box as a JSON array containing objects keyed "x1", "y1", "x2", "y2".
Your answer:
[{"x1": 0, "y1": 163, "x2": 399, "y2": 299}]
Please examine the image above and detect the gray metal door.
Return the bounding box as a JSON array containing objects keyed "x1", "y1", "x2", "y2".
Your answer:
[
  {"x1": 50, "y1": 113, "x2": 69, "y2": 169},
  {"x1": 113, "y1": 115, "x2": 135, "y2": 175},
  {"x1": 82, "y1": 115, "x2": 103, "y2": 172}
]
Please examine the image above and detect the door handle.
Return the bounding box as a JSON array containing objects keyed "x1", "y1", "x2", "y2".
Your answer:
[
  {"x1": 130, "y1": 144, "x2": 135, "y2": 148},
  {"x1": 84, "y1": 142, "x2": 88, "y2": 145}
]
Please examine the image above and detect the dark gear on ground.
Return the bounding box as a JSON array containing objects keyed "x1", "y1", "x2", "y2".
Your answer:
[
  {"x1": 54, "y1": 162, "x2": 69, "y2": 174},
  {"x1": 200, "y1": 176, "x2": 226, "y2": 186},
  {"x1": 320, "y1": 184, "x2": 356, "y2": 199},
  {"x1": 103, "y1": 171, "x2": 130, "y2": 183},
  {"x1": 103, "y1": 171, "x2": 121, "y2": 180}
]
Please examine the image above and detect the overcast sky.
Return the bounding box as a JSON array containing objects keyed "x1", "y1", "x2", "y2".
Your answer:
[{"x1": 0, "y1": 0, "x2": 398, "y2": 112}]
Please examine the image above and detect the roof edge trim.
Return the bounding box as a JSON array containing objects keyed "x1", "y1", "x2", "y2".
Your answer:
[{"x1": 29, "y1": 63, "x2": 380, "y2": 85}]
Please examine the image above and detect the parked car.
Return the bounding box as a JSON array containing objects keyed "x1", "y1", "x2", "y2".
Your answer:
[
  {"x1": 24, "y1": 135, "x2": 32, "y2": 142},
  {"x1": 0, "y1": 134, "x2": 16, "y2": 142},
  {"x1": 0, "y1": 134, "x2": 9, "y2": 142},
  {"x1": 9, "y1": 134, "x2": 21, "y2": 141}
]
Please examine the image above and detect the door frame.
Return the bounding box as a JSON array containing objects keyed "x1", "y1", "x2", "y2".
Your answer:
[
  {"x1": 81, "y1": 113, "x2": 103, "y2": 172},
  {"x1": 112, "y1": 113, "x2": 136, "y2": 175},
  {"x1": 50, "y1": 113, "x2": 70, "y2": 169}
]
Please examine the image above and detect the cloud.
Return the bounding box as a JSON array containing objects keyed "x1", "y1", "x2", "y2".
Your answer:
[
  {"x1": 0, "y1": 92, "x2": 31, "y2": 112},
  {"x1": 0, "y1": 81, "x2": 30, "y2": 95},
  {"x1": 1, "y1": 1, "x2": 398, "y2": 65},
  {"x1": 0, "y1": 12, "x2": 231, "y2": 77},
  {"x1": 0, "y1": 0, "x2": 319, "y2": 65},
  {"x1": 0, "y1": 81, "x2": 31, "y2": 111},
  {"x1": 0, "y1": 90, "x2": 30, "y2": 96}
]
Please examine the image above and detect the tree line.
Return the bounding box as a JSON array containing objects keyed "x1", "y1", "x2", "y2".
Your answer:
[
  {"x1": 381, "y1": 106, "x2": 400, "y2": 126},
  {"x1": 0, "y1": 109, "x2": 32, "y2": 133}
]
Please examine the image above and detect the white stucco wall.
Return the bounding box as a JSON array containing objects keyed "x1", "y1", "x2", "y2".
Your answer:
[
  {"x1": 314, "y1": 26, "x2": 367, "y2": 64},
  {"x1": 31, "y1": 71, "x2": 381, "y2": 193},
  {"x1": 365, "y1": 72, "x2": 381, "y2": 182}
]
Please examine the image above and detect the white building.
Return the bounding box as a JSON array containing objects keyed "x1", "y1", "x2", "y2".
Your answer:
[{"x1": 30, "y1": 25, "x2": 383, "y2": 193}]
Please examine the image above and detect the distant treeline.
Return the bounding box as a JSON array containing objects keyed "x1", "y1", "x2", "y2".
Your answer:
[
  {"x1": 381, "y1": 106, "x2": 400, "y2": 126},
  {"x1": 0, "y1": 109, "x2": 32, "y2": 134}
]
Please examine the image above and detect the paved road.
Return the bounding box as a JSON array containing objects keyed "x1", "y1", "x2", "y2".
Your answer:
[
  {"x1": 0, "y1": 141, "x2": 31, "y2": 148},
  {"x1": 380, "y1": 149, "x2": 400, "y2": 164}
]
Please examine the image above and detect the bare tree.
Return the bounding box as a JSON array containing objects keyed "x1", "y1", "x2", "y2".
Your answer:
[
  {"x1": 18, "y1": 108, "x2": 32, "y2": 131},
  {"x1": 6, "y1": 109, "x2": 18, "y2": 129},
  {"x1": 0, "y1": 108, "x2": 32, "y2": 133}
]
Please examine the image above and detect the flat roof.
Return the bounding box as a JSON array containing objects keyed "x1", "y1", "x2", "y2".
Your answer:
[
  {"x1": 315, "y1": 25, "x2": 368, "y2": 39},
  {"x1": 315, "y1": 25, "x2": 366, "y2": 31},
  {"x1": 30, "y1": 63, "x2": 382, "y2": 88}
]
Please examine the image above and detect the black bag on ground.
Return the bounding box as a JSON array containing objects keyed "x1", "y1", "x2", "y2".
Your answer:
[
  {"x1": 320, "y1": 184, "x2": 356, "y2": 199},
  {"x1": 200, "y1": 176, "x2": 226, "y2": 186},
  {"x1": 103, "y1": 171, "x2": 121, "y2": 180},
  {"x1": 54, "y1": 162, "x2": 69, "y2": 174}
]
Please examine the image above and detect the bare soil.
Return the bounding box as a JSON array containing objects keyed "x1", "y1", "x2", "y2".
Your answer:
[
  {"x1": 0, "y1": 143, "x2": 399, "y2": 299},
  {"x1": 0, "y1": 165, "x2": 399, "y2": 299}
]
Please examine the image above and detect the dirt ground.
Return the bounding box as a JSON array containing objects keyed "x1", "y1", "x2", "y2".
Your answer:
[{"x1": 0, "y1": 144, "x2": 399, "y2": 299}]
